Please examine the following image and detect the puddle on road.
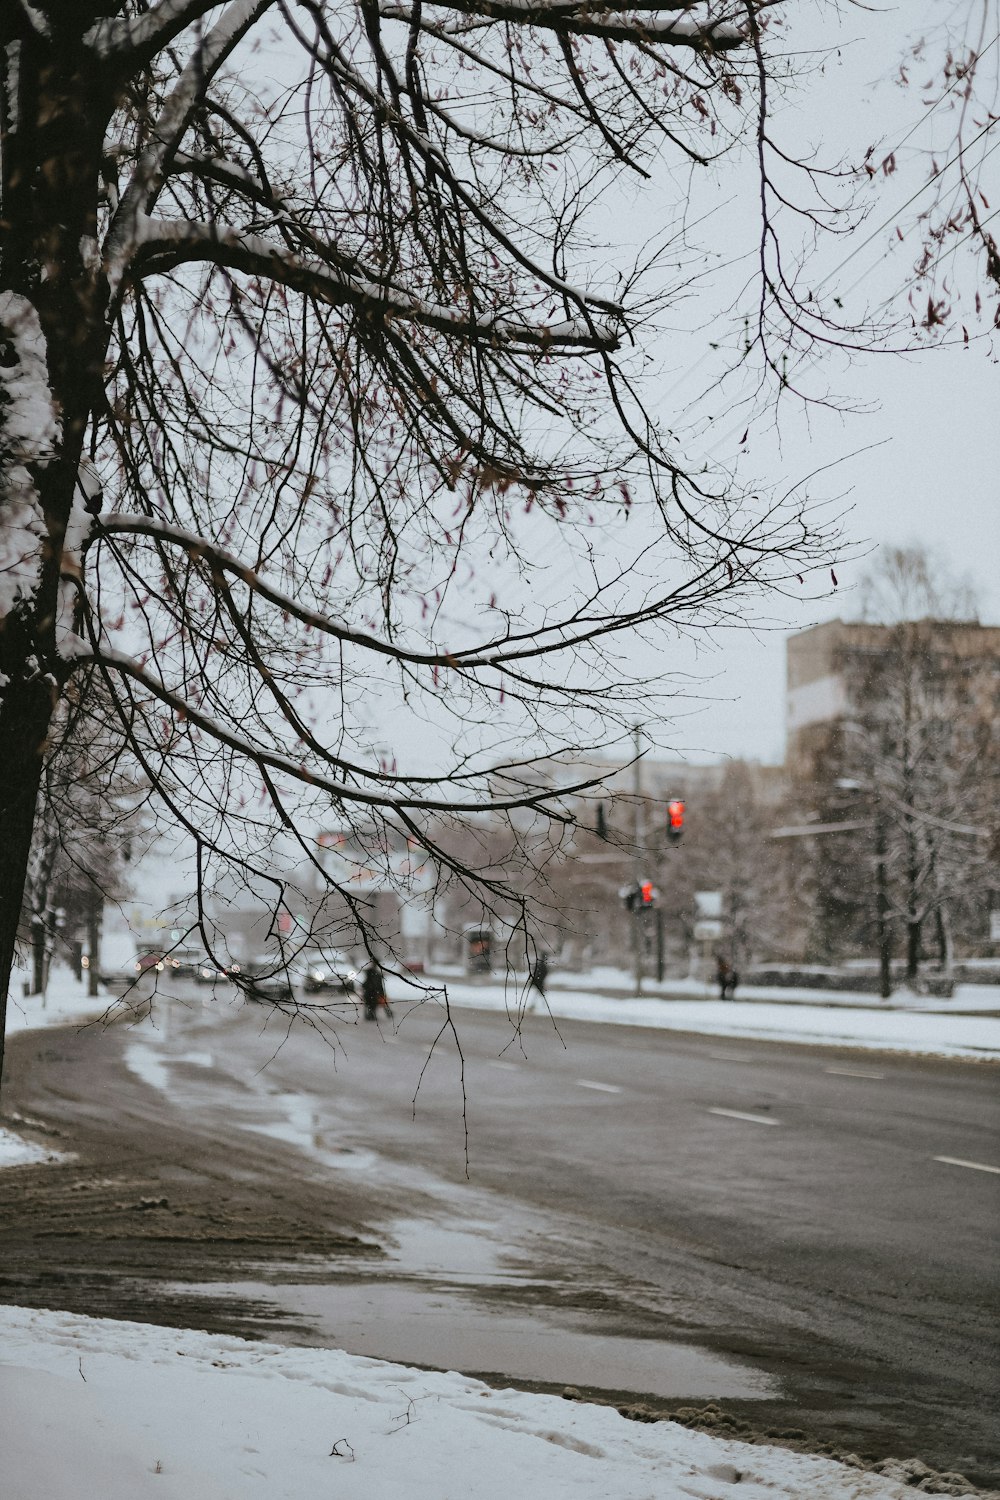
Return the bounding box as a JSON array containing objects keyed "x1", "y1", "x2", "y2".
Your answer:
[
  {"x1": 164, "y1": 1211, "x2": 777, "y2": 1402},
  {"x1": 171, "y1": 1274, "x2": 775, "y2": 1400}
]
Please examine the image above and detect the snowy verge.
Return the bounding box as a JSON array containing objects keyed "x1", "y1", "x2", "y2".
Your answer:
[
  {"x1": 3, "y1": 962, "x2": 125, "y2": 1037},
  {"x1": 0, "y1": 1304, "x2": 981, "y2": 1500},
  {"x1": 422, "y1": 978, "x2": 1000, "y2": 1061}
]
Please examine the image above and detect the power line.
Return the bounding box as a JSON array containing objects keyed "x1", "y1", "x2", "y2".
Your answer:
[{"x1": 812, "y1": 110, "x2": 1000, "y2": 296}]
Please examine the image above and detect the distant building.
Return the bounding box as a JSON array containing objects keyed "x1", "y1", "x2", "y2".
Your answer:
[
  {"x1": 786, "y1": 617, "x2": 1000, "y2": 777},
  {"x1": 785, "y1": 616, "x2": 1000, "y2": 965}
]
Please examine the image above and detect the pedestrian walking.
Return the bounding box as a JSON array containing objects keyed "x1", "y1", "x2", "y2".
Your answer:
[
  {"x1": 715, "y1": 954, "x2": 730, "y2": 1001},
  {"x1": 529, "y1": 952, "x2": 548, "y2": 1001},
  {"x1": 361, "y1": 960, "x2": 390, "y2": 1021}
]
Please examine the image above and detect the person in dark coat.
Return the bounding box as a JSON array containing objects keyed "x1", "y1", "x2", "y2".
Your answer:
[
  {"x1": 361, "y1": 960, "x2": 388, "y2": 1020},
  {"x1": 716, "y1": 954, "x2": 730, "y2": 1000},
  {"x1": 529, "y1": 952, "x2": 548, "y2": 999}
]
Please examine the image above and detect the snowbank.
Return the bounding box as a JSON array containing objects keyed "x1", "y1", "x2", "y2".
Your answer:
[
  {"x1": 427, "y1": 977, "x2": 1000, "y2": 1061},
  {"x1": 0, "y1": 1305, "x2": 973, "y2": 1500},
  {"x1": 4, "y1": 961, "x2": 123, "y2": 1038}
]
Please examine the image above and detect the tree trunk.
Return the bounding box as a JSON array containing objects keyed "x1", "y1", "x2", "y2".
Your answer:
[
  {"x1": 31, "y1": 916, "x2": 47, "y2": 996},
  {"x1": 875, "y1": 815, "x2": 893, "y2": 1000},
  {"x1": 0, "y1": 695, "x2": 49, "y2": 1090},
  {"x1": 934, "y1": 904, "x2": 953, "y2": 973},
  {"x1": 1, "y1": 25, "x2": 111, "y2": 1095},
  {"x1": 906, "y1": 916, "x2": 922, "y2": 983},
  {"x1": 86, "y1": 895, "x2": 103, "y2": 997}
]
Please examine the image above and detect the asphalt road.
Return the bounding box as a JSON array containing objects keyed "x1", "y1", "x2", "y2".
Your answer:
[{"x1": 2, "y1": 987, "x2": 998, "y2": 1486}]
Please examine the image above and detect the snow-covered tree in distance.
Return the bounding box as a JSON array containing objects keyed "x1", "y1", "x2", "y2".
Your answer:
[
  {"x1": 802, "y1": 547, "x2": 998, "y2": 992},
  {"x1": 0, "y1": 0, "x2": 852, "y2": 1082}
]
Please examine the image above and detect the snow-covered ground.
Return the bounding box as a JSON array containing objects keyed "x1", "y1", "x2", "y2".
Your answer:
[
  {"x1": 2, "y1": 960, "x2": 996, "y2": 1498},
  {"x1": 0, "y1": 1304, "x2": 981, "y2": 1500},
  {"x1": 419, "y1": 974, "x2": 1000, "y2": 1063},
  {"x1": 3, "y1": 959, "x2": 122, "y2": 1037}
]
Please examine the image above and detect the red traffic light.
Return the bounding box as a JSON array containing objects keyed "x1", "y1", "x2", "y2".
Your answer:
[
  {"x1": 640, "y1": 879, "x2": 656, "y2": 905},
  {"x1": 667, "y1": 798, "x2": 684, "y2": 844}
]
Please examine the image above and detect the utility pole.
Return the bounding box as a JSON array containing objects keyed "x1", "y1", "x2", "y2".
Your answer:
[{"x1": 632, "y1": 723, "x2": 644, "y2": 997}]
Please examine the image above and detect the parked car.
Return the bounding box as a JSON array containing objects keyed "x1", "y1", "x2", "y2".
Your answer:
[
  {"x1": 134, "y1": 946, "x2": 166, "y2": 975},
  {"x1": 163, "y1": 947, "x2": 203, "y2": 979},
  {"x1": 238, "y1": 957, "x2": 295, "y2": 1003},
  {"x1": 195, "y1": 957, "x2": 238, "y2": 985},
  {"x1": 293, "y1": 949, "x2": 359, "y2": 996}
]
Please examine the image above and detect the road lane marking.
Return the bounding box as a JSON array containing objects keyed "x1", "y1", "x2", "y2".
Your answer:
[
  {"x1": 489, "y1": 1060, "x2": 518, "y2": 1071},
  {"x1": 825, "y1": 1066, "x2": 885, "y2": 1080},
  {"x1": 708, "y1": 1051, "x2": 755, "y2": 1063},
  {"x1": 933, "y1": 1155, "x2": 1000, "y2": 1175},
  {"x1": 576, "y1": 1079, "x2": 622, "y2": 1094},
  {"x1": 707, "y1": 1107, "x2": 779, "y2": 1127}
]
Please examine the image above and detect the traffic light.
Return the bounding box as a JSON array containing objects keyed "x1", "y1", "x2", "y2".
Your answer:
[
  {"x1": 667, "y1": 798, "x2": 685, "y2": 845},
  {"x1": 640, "y1": 879, "x2": 656, "y2": 906}
]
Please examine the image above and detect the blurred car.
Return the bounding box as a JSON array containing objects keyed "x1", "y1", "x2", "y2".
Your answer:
[
  {"x1": 238, "y1": 957, "x2": 294, "y2": 1003},
  {"x1": 163, "y1": 947, "x2": 203, "y2": 979},
  {"x1": 195, "y1": 957, "x2": 238, "y2": 985},
  {"x1": 294, "y1": 949, "x2": 358, "y2": 996},
  {"x1": 134, "y1": 946, "x2": 166, "y2": 976}
]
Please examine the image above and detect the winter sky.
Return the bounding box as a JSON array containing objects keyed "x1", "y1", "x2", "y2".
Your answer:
[{"x1": 571, "y1": 1, "x2": 1000, "y2": 769}]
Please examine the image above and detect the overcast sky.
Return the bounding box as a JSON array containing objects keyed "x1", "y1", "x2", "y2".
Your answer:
[
  {"x1": 352, "y1": 2, "x2": 1000, "y2": 779},
  {"x1": 610, "y1": 0, "x2": 1000, "y2": 768}
]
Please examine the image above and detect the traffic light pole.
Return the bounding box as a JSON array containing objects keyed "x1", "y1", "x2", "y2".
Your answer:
[{"x1": 632, "y1": 723, "x2": 644, "y2": 997}]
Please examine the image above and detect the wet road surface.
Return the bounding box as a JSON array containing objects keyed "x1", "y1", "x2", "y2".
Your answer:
[{"x1": 1, "y1": 982, "x2": 998, "y2": 1487}]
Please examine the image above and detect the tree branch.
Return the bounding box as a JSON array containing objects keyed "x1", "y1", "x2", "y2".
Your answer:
[{"x1": 119, "y1": 213, "x2": 622, "y2": 349}]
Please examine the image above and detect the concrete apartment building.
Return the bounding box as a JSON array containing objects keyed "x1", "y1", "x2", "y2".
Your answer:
[
  {"x1": 784, "y1": 616, "x2": 1000, "y2": 965},
  {"x1": 786, "y1": 617, "x2": 1000, "y2": 778}
]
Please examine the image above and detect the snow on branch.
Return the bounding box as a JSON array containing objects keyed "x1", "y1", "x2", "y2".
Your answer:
[
  {"x1": 381, "y1": 0, "x2": 745, "y2": 48},
  {"x1": 85, "y1": 0, "x2": 275, "y2": 64},
  {"x1": 11, "y1": 1, "x2": 51, "y2": 39},
  {"x1": 104, "y1": 0, "x2": 277, "y2": 271},
  {"x1": 115, "y1": 214, "x2": 622, "y2": 350}
]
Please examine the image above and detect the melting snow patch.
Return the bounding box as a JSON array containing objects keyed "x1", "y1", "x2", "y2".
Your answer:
[{"x1": 0, "y1": 1127, "x2": 71, "y2": 1170}]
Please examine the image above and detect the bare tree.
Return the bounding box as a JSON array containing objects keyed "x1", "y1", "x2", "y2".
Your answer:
[
  {"x1": 797, "y1": 548, "x2": 998, "y2": 991},
  {"x1": 0, "y1": 1, "x2": 852, "y2": 1082},
  {"x1": 20, "y1": 683, "x2": 140, "y2": 996}
]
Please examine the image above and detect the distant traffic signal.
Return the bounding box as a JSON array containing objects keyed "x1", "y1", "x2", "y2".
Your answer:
[
  {"x1": 620, "y1": 878, "x2": 658, "y2": 910},
  {"x1": 667, "y1": 798, "x2": 685, "y2": 845}
]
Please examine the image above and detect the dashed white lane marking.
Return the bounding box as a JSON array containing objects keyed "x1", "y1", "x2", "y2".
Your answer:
[
  {"x1": 825, "y1": 1066, "x2": 885, "y2": 1079},
  {"x1": 933, "y1": 1155, "x2": 1000, "y2": 1175},
  {"x1": 708, "y1": 1051, "x2": 755, "y2": 1063},
  {"x1": 489, "y1": 1060, "x2": 518, "y2": 1071},
  {"x1": 576, "y1": 1079, "x2": 622, "y2": 1094},
  {"x1": 707, "y1": 1107, "x2": 780, "y2": 1127}
]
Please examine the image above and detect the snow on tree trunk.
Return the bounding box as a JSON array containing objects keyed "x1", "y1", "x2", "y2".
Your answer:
[{"x1": 0, "y1": 294, "x2": 65, "y2": 1076}]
